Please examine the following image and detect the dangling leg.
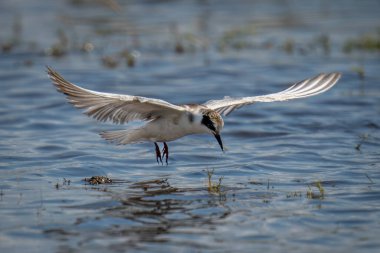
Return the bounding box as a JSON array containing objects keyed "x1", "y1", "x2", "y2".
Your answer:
[
  {"x1": 154, "y1": 142, "x2": 162, "y2": 164},
  {"x1": 162, "y1": 142, "x2": 169, "y2": 165}
]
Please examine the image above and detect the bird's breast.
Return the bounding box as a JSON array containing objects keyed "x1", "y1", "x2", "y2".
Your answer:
[{"x1": 145, "y1": 112, "x2": 207, "y2": 142}]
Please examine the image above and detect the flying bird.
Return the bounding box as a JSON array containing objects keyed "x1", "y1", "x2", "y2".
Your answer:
[{"x1": 47, "y1": 67, "x2": 341, "y2": 164}]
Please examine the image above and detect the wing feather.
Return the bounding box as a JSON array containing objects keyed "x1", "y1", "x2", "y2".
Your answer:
[
  {"x1": 203, "y1": 72, "x2": 341, "y2": 116},
  {"x1": 47, "y1": 67, "x2": 185, "y2": 124}
]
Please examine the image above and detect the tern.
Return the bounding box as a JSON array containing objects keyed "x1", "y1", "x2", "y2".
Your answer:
[{"x1": 47, "y1": 67, "x2": 341, "y2": 164}]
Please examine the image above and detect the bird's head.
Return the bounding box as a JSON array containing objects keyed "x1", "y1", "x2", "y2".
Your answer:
[{"x1": 201, "y1": 110, "x2": 224, "y2": 151}]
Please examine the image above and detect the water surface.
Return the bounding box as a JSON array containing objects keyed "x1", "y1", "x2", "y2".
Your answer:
[{"x1": 0, "y1": 1, "x2": 380, "y2": 252}]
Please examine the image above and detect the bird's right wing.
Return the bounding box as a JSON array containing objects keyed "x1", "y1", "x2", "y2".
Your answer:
[
  {"x1": 203, "y1": 72, "x2": 341, "y2": 116},
  {"x1": 47, "y1": 67, "x2": 186, "y2": 124}
]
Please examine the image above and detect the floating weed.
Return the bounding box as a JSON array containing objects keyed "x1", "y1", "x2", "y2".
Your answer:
[
  {"x1": 218, "y1": 24, "x2": 256, "y2": 51},
  {"x1": 206, "y1": 169, "x2": 224, "y2": 194},
  {"x1": 83, "y1": 176, "x2": 113, "y2": 185},
  {"x1": 2, "y1": 42, "x2": 13, "y2": 53},
  {"x1": 46, "y1": 44, "x2": 66, "y2": 57},
  {"x1": 315, "y1": 181, "x2": 325, "y2": 196},
  {"x1": 283, "y1": 38, "x2": 295, "y2": 54},
  {"x1": 343, "y1": 33, "x2": 380, "y2": 53},
  {"x1": 351, "y1": 66, "x2": 365, "y2": 80},
  {"x1": 130, "y1": 178, "x2": 178, "y2": 196},
  {"x1": 169, "y1": 25, "x2": 202, "y2": 54},
  {"x1": 131, "y1": 178, "x2": 169, "y2": 188},
  {"x1": 306, "y1": 186, "x2": 313, "y2": 199},
  {"x1": 248, "y1": 180, "x2": 263, "y2": 185},
  {"x1": 101, "y1": 56, "x2": 119, "y2": 68},
  {"x1": 307, "y1": 181, "x2": 325, "y2": 199},
  {"x1": 101, "y1": 49, "x2": 139, "y2": 69},
  {"x1": 126, "y1": 54, "x2": 135, "y2": 67}
]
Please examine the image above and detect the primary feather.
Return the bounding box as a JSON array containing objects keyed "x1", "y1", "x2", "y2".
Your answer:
[
  {"x1": 203, "y1": 72, "x2": 341, "y2": 116},
  {"x1": 47, "y1": 67, "x2": 185, "y2": 124}
]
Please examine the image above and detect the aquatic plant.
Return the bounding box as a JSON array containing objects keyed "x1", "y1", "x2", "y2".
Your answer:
[
  {"x1": 84, "y1": 176, "x2": 113, "y2": 185},
  {"x1": 206, "y1": 169, "x2": 224, "y2": 194},
  {"x1": 218, "y1": 24, "x2": 256, "y2": 51},
  {"x1": 343, "y1": 33, "x2": 380, "y2": 53},
  {"x1": 351, "y1": 66, "x2": 365, "y2": 80},
  {"x1": 307, "y1": 181, "x2": 325, "y2": 199}
]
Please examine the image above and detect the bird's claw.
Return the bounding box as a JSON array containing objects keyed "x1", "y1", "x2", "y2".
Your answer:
[
  {"x1": 154, "y1": 143, "x2": 163, "y2": 165},
  {"x1": 161, "y1": 142, "x2": 169, "y2": 165}
]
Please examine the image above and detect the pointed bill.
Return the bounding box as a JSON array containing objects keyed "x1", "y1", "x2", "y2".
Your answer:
[{"x1": 214, "y1": 133, "x2": 224, "y2": 151}]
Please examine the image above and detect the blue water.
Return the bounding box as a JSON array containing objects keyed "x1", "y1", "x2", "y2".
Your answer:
[{"x1": 1, "y1": 1, "x2": 380, "y2": 252}]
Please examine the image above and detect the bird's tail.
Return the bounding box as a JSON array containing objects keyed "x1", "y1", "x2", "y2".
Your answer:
[{"x1": 100, "y1": 129, "x2": 146, "y2": 145}]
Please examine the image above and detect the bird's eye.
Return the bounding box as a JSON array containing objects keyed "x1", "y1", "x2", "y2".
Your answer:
[{"x1": 201, "y1": 115, "x2": 216, "y2": 132}]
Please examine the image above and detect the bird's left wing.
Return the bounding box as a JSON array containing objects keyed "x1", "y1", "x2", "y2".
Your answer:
[
  {"x1": 203, "y1": 72, "x2": 341, "y2": 116},
  {"x1": 47, "y1": 67, "x2": 186, "y2": 124}
]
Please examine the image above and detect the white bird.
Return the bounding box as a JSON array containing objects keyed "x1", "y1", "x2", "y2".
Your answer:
[{"x1": 47, "y1": 67, "x2": 341, "y2": 164}]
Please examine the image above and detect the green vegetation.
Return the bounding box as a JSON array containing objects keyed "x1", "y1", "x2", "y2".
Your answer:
[
  {"x1": 84, "y1": 176, "x2": 113, "y2": 185},
  {"x1": 343, "y1": 33, "x2": 380, "y2": 53},
  {"x1": 218, "y1": 24, "x2": 256, "y2": 51},
  {"x1": 307, "y1": 181, "x2": 325, "y2": 199},
  {"x1": 206, "y1": 169, "x2": 224, "y2": 194},
  {"x1": 351, "y1": 66, "x2": 365, "y2": 80},
  {"x1": 282, "y1": 39, "x2": 294, "y2": 54}
]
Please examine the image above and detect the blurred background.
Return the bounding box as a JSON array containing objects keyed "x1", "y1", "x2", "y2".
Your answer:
[{"x1": 0, "y1": 1, "x2": 379, "y2": 253}]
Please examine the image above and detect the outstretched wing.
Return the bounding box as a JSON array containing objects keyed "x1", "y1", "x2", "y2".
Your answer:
[
  {"x1": 47, "y1": 67, "x2": 186, "y2": 124},
  {"x1": 203, "y1": 72, "x2": 341, "y2": 116}
]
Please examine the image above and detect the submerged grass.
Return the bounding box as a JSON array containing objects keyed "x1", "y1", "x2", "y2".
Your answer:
[
  {"x1": 206, "y1": 169, "x2": 224, "y2": 194},
  {"x1": 217, "y1": 24, "x2": 256, "y2": 51},
  {"x1": 84, "y1": 176, "x2": 113, "y2": 185},
  {"x1": 351, "y1": 66, "x2": 365, "y2": 80},
  {"x1": 307, "y1": 181, "x2": 325, "y2": 199},
  {"x1": 343, "y1": 33, "x2": 380, "y2": 53}
]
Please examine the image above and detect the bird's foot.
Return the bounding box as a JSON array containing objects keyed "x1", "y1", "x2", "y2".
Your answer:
[
  {"x1": 154, "y1": 142, "x2": 163, "y2": 165},
  {"x1": 162, "y1": 142, "x2": 169, "y2": 165}
]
